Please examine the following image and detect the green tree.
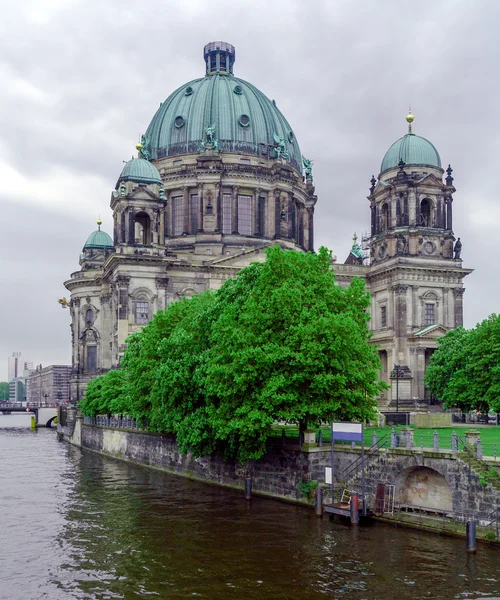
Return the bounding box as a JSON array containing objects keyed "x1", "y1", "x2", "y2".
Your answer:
[
  {"x1": 0, "y1": 382, "x2": 8, "y2": 401},
  {"x1": 202, "y1": 246, "x2": 383, "y2": 461}
]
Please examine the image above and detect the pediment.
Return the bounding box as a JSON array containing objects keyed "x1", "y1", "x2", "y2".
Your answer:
[
  {"x1": 415, "y1": 173, "x2": 444, "y2": 187},
  {"x1": 128, "y1": 188, "x2": 159, "y2": 201},
  {"x1": 410, "y1": 324, "x2": 449, "y2": 339},
  {"x1": 209, "y1": 244, "x2": 269, "y2": 267}
]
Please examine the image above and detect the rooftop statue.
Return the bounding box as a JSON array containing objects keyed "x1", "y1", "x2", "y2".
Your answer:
[
  {"x1": 454, "y1": 237, "x2": 462, "y2": 260},
  {"x1": 302, "y1": 156, "x2": 313, "y2": 180},
  {"x1": 201, "y1": 123, "x2": 219, "y2": 151},
  {"x1": 273, "y1": 133, "x2": 289, "y2": 160},
  {"x1": 137, "y1": 135, "x2": 151, "y2": 161}
]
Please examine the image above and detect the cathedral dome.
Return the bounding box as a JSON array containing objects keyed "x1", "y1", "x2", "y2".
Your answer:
[
  {"x1": 143, "y1": 42, "x2": 302, "y2": 172},
  {"x1": 84, "y1": 226, "x2": 114, "y2": 250},
  {"x1": 380, "y1": 133, "x2": 441, "y2": 173},
  {"x1": 117, "y1": 157, "x2": 162, "y2": 187}
]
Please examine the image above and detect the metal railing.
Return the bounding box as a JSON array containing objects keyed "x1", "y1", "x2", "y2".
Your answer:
[
  {"x1": 341, "y1": 434, "x2": 390, "y2": 481},
  {"x1": 83, "y1": 415, "x2": 146, "y2": 430}
]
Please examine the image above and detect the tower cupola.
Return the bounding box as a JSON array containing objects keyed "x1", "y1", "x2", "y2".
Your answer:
[{"x1": 204, "y1": 41, "x2": 235, "y2": 75}]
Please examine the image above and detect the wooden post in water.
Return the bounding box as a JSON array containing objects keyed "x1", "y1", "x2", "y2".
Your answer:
[
  {"x1": 315, "y1": 486, "x2": 323, "y2": 517},
  {"x1": 466, "y1": 520, "x2": 477, "y2": 553},
  {"x1": 350, "y1": 492, "x2": 359, "y2": 525},
  {"x1": 245, "y1": 478, "x2": 252, "y2": 500}
]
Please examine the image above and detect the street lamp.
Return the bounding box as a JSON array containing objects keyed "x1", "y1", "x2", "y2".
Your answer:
[{"x1": 392, "y1": 364, "x2": 404, "y2": 413}]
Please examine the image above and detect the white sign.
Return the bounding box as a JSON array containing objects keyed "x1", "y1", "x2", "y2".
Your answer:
[
  {"x1": 331, "y1": 422, "x2": 362, "y2": 434},
  {"x1": 325, "y1": 466, "x2": 332, "y2": 485}
]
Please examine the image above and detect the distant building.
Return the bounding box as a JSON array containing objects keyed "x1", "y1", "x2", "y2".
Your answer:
[
  {"x1": 26, "y1": 365, "x2": 71, "y2": 406},
  {"x1": 8, "y1": 352, "x2": 34, "y2": 402}
]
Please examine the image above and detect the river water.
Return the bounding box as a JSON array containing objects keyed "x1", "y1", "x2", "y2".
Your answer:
[{"x1": 0, "y1": 414, "x2": 499, "y2": 600}]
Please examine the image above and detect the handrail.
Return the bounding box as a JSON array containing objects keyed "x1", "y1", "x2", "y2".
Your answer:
[{"x1": 341, "y1": 434, "x2": 389, "y2": 481}]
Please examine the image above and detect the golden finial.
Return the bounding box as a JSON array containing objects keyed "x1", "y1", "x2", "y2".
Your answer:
[
  {"x1": 406, "y1": 105, "x2": 414, "y2": 133},
  {"x1": 97, "y1": 216, "x2": 102, "y2": 230},
  {"x1": 135, "y1": 142, "x2": 143, "y2": 152}
]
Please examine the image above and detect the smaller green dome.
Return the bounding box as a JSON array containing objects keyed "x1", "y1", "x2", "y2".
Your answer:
[
  {"x1": 84, "y1": 228, "x2": 114, "y2": 250},
  {"x1": 381, "y1": 133, "x2": 441, "y2": 173},
  {"x1": 116, "y1": 157, "x2": 162, "y2": 187}
]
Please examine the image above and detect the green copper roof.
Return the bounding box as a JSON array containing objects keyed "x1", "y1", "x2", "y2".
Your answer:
[
  {"x1": 381, "y1": 133, "x2": 441, "y2": 173},
  {"x1": 117, "y1": 157, "x2": 162, "y2": 187},
  {"x1": 84, "y1": 229, "x2": 114, "y2": 250},
  {"x1": 143, "y1": 46, "x2": 302, "y2": 172}
]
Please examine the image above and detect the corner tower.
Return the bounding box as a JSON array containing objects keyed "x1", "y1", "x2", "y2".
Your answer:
[{"x1": 366, "y1": 113, "x2": 472, "y2": 406}]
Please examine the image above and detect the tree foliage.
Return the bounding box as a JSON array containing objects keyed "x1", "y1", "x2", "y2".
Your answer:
[
  {"x1": 79, "y1": 246, "x2": 384, "y2": 461},
  {"x1": 426, "y1": 314, "x2": 500, "y2": 412},
  {"x1": 0, "y1": 382, "x2": 9, "y2": 401}
]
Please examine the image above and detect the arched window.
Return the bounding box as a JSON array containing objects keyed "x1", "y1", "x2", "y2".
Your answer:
[
  {"x1": 135, "y1": 297, "x2": 149, "y2": 324},
  {"x1": 420, "y1": 199, "x2": 431, "y2": 227},
  {"x1": 134, "y1": 212, "x2": 152, "y2": 244},
  {"x1": 85, "y1": 308, "x2": 94, "y2": 324},
  {"x1": 381, "y1": 203, "x2": 389, "y2": 231}
]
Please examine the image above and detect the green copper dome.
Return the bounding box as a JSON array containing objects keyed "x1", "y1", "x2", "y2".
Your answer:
[
  {"x1": 116, "y1": 157, "x2": 162, "y2": 187},
  {"x1": 143, "y1": 42, "x2": 302, "y2": 172},
  {"x1": 381, "y1": 133, "x2": 441, "y2": 173},
  {"x1": 84, "y1": 227, "x2": 114, "y2": 250}
]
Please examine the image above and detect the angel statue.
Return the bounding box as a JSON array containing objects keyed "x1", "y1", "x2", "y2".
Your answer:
[
  {"x1": 302, "y1": 156, "x2": 313, "y2": 180},
  {"x1": 201, "y1": 123, "x2": 218, "y2": 151},
  {"x1": 137, "y1": 135, "x2": 151, "y2": 161},
  {"x1": 58, "y1": 297, "x2": 70, "y2": 308},
  {"x1": 273, "y1": 133, "x2": 289, "y2": 160}
]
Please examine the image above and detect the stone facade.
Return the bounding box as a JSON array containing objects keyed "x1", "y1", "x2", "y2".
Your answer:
[{"x1": 63, "y1": 44, "x2": 472, "y2": 407}]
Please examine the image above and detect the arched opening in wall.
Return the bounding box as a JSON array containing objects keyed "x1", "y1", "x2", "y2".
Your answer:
[
  {"x1": 420, "y1": 198, "x2": 431, "y2": 227},
  {"x1": 381, "y1": 203, "x2": 389, "y2": 231},
  {"x1": 134, "y1": 212, "x2": 152, "y2": 244},
  {"x1": 395, "y1": 466, "x2": 452, "y2": 512}
]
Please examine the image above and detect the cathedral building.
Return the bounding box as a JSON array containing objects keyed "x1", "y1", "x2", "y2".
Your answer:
[{"x1": 64, "y1": 42, "x2": 471, "y2": 407}]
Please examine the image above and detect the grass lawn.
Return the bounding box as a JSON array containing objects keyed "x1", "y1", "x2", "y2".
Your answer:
[{"x1": 273, "y1": 424, "x2": 500, "y2": 454}]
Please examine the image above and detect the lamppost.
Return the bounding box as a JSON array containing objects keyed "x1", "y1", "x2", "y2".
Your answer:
[{"x1": 393, "y1": 365, "x2": 404, "y2": 413}]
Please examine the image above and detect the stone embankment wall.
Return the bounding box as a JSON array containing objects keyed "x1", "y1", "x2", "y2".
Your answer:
[{"x1": 60, "y1": 417, "x2": 500, "y2": 522}]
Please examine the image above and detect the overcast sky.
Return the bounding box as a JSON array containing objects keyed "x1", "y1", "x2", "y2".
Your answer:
[{"x1": 1, "y1": 0, "x2": 498, "y2": 380}]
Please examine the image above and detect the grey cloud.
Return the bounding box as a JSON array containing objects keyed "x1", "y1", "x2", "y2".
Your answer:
[{"x1": 1, "y1": 0, "x2": 498, "y2": 379}]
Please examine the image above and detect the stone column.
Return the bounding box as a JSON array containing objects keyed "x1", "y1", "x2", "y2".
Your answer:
[
  {"x1": 393, "y1": 284, "x2": 409, "y2": 361},
  {"x1": 168, "y1": 193, "x2": 173, "y2": 237},
  {"x1": 453, "y1": 288, "x2": 465, "y2": 327},
  {"x1": 183, "y1": 186, "x2": 189, "y2": 234},
  {"x1": 253, "y1": 188, "x2": 260, "y2": 235},
  {"x1": 198, "y1": 184, "x2": 204, "y2": 233},
  {"x1": 232, "y1": 185, "x2": 239, "y2": 234},
  {"x1": 408, "y1": 188, "x2": 416, "y2": 226},
  {"x1": 159, "y1": 210, "x2": 165, "y2": 245},
  {"x1": 446, "y1": 196, "x2": 453, "y2": 230},
  {"x1": 411, "y1": 285, "x2": 419, "y2": 328},
  {"x1": 370, "y1": 203, "x2": 376, "y2": 236},
  {"x1": 415, "y1": 347, "x2": 426, "y2": 400},
  {"x1": 214, "y1": 184, "x2": 221, "y2": 232},
  {"x1": 274, "y1": 190, "x2": 281, "y2": 238},
  {"x1": 308, "y1": 207, "x2": 314, "y2": 251}
]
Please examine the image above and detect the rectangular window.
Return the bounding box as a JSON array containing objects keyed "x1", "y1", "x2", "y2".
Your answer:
[
  {"x1": 237, "y1": 195, "x2": 252, "y2": 235},
  {"x1": 190, "y1": 194, "x2": 198, "y2": 233},
  {"x1": 425, "y1": 303, "x2": 435, "y2": 326},
  {"x1": 172, "y1": 196, "x2": 183, "y2": 236},
  {"x1": 135, "y1": 301, "x2": 149, "y2": 325},
  {"x1": 222, "y1": 193, "x2": 232, "y2": 234},
  {"x1": 87, "y1": 347, "x2": 97, "y2": 374},
  {"x1": 258, "y1": 196, "x2": 266, "y2": 236},
  {"x1": 381, "y1": 305, "x2": 387, "y2": 328}
]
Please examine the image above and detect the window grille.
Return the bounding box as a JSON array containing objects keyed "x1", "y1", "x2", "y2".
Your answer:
[
  {"x1": 136, "y1": 301, "x2": 149, "y2": 325},
  {"x1": 172, "y1": 196, "x2": 183, "y2": 236},
  {"x1": 424, "y1": 303, "x2": 435, "y2": 326},
  {"x1": 222, "y1": 194, "x2": 232, "y2": 234},
  {"x1": 237, "y1": 195, "x2": 252, "y2": 235}
]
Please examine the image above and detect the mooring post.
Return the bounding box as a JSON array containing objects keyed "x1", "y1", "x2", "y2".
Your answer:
[
  {"x1": 476, "y1": 440, "x2": 483, "y2": 459},
  {"x1": 315, "y1": 486, "x2": 323, "y2": 517},
  {"x1": 391, "y1": 428, "x2": 397, "y2": 449},
  {"x1": 245, "y1": 478, "x2": 252, "y2": 500},
  {"x1": 433, "y1": 430, "x2": 439, "y2": 452},
  {"x1": 466, "y1": 520, "x2": 477, "y2": 553},
  {"x1": 350, "y1": 492, "x2": 359, "y2": 525}
]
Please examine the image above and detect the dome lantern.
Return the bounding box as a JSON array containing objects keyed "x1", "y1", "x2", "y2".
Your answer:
[{"x1": 204, "y1": 41, "x2": 235, "y2": 75}]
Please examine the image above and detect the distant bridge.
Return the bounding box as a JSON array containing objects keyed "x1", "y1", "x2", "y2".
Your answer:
[{"x1": 0, "y1": 404, "x2": 58, "y2": 428}]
